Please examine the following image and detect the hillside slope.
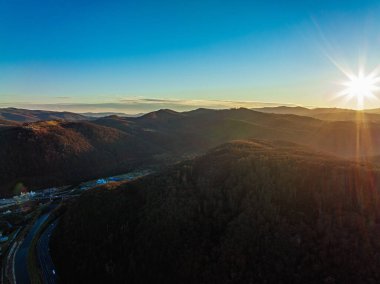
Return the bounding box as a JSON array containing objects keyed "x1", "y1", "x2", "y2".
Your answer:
[
  {"x1": 0, "y1": 108, "x2": 87, "y2": 122},
  {"x1": 52, "y1": 140, "x2": 380, "y2": 283},
  {"x1": 0, "y1": 120, "x2": 161, "y2": 196},
  {"x1": 0, "y1": 118, "x2": 20, "y2": 128}
]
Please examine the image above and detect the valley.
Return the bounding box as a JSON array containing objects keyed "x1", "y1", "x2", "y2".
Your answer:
[{"x1": 2, "y1": 107, "x2": 380, "y2": 283}]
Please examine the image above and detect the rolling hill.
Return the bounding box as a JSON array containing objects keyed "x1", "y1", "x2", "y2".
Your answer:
[
  {"x1": 0, "y1": 108, "x2": 88, "y2": 122},
  {"x1": 51, "y1": 140, "x2": 380, "y2": 283},
  {"x1": 96, "y1": 107, "x2": 380, "y2": 157},
  {"x1": 2, "y1": 107, "x2": 380, "y2": 196}
]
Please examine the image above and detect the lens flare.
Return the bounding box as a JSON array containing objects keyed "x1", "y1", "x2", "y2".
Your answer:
[{"x1": 336, "y1": 69, "x2": 380, "y2": 109}]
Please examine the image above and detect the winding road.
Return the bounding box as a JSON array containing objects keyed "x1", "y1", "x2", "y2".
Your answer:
[
  {"x1": 37, "y1": 220, "x2": 58, "y2": 284},
  {"x1": 14, "y1": 213, "x2": 50, "y2": 284}
]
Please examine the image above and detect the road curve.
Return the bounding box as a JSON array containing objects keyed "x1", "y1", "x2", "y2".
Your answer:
[
  {"x1": 37, "y1": 220, "x2": 58, "y2": 284},
  {"x1": 14, "y1": 213, "x2": 50, "y2": 284}
]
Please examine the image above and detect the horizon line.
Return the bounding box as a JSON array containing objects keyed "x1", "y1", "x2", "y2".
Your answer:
[{"x1": 0, "y1": 99, "x2": 378, "y2": 115}]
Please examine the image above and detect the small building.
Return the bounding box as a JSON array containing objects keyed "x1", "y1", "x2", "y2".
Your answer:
[
  {"x1": 0, "y1": 236, "x2": 9, "y2": 243},
  {"x1": 96, "y1": 179, "x2": 107, "y2": 185}
]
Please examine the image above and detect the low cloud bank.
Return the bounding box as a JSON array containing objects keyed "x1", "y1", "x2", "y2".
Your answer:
[{"x1": 0, "y1": 98, "x2": 297, "y2": 115}]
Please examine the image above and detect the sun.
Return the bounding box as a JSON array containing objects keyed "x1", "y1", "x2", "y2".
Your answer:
[{"x1": 337, "y1": 70, "x2": 380, "y2": 109}]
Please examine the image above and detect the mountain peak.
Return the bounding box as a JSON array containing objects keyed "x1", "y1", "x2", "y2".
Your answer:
[{"x1": 141, "y1": 109, "x2": 182, "y2": 120}]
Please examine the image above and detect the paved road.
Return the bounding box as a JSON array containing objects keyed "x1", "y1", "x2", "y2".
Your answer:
[
  {"x1": 14, "y1": 213, "x2": 50, "y2": 284},
  {"x1": 37, "y1": 220, "x2": 58, "y2": 284}
]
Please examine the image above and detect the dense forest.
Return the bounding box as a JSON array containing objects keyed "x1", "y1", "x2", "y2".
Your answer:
[
  {"x1": 0, "y1": 120, "x2": 161, "y2": 196},
  {"x1": 52, "y1": 140, "x2": 380, "y2": 283},
  {"x1": 2, "y1": 107, "x2": 380, "y2": 196}
]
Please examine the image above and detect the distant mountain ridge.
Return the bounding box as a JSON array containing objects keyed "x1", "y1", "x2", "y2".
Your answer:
[
  {"x1": 0, "y1": 108, "x2": 88, "y2": 122},
  {"x1": 79, "y1": 112, "x2": 144, "y2": 118},
  {"x1": 253, "y1": 106, "x2": 380, "y2": 122}
]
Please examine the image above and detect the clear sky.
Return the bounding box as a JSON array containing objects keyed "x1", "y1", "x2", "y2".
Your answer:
[{"x1": 2, "y1": 0, "x2": 380, "y2": 113}]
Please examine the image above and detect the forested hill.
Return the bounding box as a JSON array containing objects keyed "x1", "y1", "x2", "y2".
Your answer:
[
  {"x1": 3, "y1": 107, "x2": 380, "y2": 196},
  {"x1": 96, "y1": 107, "x2": 380, "y2": 157},
  {"x1": 52, "y1": 140, "x2": 380, "y2": 284},
  {"x1": 0, "y1": 120, "x2": 161, "y2": 196}
]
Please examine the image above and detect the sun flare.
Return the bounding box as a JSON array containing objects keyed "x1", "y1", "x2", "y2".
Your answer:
[{"x1": 337, "y1": 70, "x2": 380, "y2": 109}]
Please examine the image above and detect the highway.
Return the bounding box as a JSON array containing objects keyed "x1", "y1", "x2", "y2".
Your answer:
[
  {"x1": 3, "y1": 170, "x2": 152, "y2": 283},
  {"x1": 37, "y1": 220, "x2": 58, "y2": 284},
  {"x1": 14, "y1": 213, "x2": 50, "y2": 284}
]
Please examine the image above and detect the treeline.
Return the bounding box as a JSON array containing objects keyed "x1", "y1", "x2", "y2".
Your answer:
[{"x1": 52, "y1": 140, "x2": 380, "y2": 283}]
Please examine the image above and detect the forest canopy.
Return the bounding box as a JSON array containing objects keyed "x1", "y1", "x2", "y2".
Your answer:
[{"x1": 52, "y1": 140, "x2": 380, "y2": 284}]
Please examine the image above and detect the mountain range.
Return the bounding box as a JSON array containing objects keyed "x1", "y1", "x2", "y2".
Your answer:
[
  {"x1": 1, "y1": 107, "x2": 380, "y2": 196},
  {"x1": 4, "y1": 106, "x2": 380, "y2": 282},
  {"x1": 253, "y1": 106, "x2": 380, "y2": 122}
]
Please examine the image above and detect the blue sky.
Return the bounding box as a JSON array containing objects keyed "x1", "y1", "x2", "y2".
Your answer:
[{"x1": 2, "y1": 0, "x2": 380, "y2": 112}]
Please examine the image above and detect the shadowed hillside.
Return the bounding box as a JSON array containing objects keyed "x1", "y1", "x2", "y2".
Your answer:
[{"x1": 52, "y1": 140, "x2": 380, "y2": 284}]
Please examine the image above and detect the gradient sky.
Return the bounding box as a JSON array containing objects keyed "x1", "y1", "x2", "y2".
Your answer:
[{"x1": 2, "y1": 0, "x2": 380, "y2": 112}]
